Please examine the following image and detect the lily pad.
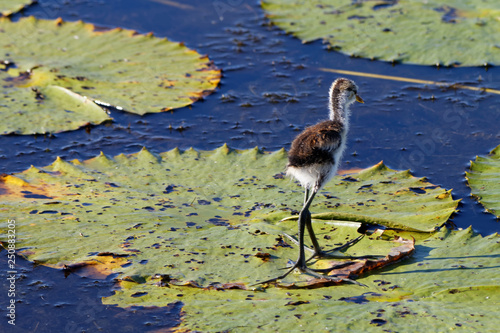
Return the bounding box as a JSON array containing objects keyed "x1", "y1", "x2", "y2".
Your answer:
[
  {"x1": 103, "y1": 228, "x2": 500, "y2": 333},
  {"x1": 0, "y1": 145, "x2": 457, "y2": 260},
  {"x1": 0, "y1": 17, "x2": 221, "y2": 134},
  {"x1": 0, "y1": 80, "x2": 112, "y2": 135},
  {"x1": 261, "y1": 0, "x2": 500, "y2": 66},
  {"x1": 0, "y1": 0, "x2": 33, "y2": 16},
  {"x1": 0, "y1": 145, "x2": 458, "y2": 288},
  {"x1": 0, "y1": 146, "x2": 456, "y2": 274},
  {"x1": 466, "y1": 144, "x2": 500, "y2": 217},
  {"x1": 0, "y1": 146, "x2": 490, "y2": 331}
]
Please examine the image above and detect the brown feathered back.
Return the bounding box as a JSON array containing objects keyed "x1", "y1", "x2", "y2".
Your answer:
[{"x1": 287, "y1": 120, "x2": 344, "y2": 168}]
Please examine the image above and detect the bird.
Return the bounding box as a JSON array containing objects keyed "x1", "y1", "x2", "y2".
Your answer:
[{"x1": 260, "y1": 78, "x2": 364, "y2": 284}]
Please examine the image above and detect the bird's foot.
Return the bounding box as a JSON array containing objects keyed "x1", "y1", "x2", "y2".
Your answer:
[
  {"x1": 308, "y1": 234, "x2": 366, "y2": 259},
  {"x1": 251, "y1": 260, "x2": 302, "y2": 286},
  {"x1": 307, "y1": 234, "x2": 383, "y2": 262},
  {"x1": 252, "y1": 259, "x2": 365, "y2": 287},
  {"x1": 283, "y1": 233, "x2": 373, "y2": 260}
]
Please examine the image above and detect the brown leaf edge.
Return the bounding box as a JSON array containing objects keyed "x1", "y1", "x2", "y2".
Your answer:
[{"x1": 61, "y1": 253, "x2": 131, "y2": 279}]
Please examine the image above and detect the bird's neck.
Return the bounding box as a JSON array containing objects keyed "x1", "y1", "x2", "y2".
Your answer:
[{"x1": 328, "y1": 91, "x2": 350, "y2": 127}]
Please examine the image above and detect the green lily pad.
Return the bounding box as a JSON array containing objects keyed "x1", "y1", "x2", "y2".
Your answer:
[
  {"x1": 0, "y1": 146, "x2": 490, "y2": 331},
  {"x1": 466, "y1": 144, "x2": 500, "y2": 217},
  {"x1": 0, "y1": 145, "x2": 457, "y2": 260},
  {"x1": 0, "y1": 0, "x2": 33, "y2": 16},
  {"x1": 261, "y1": 0, "x2": 500, "y2": 66},
  {"x1": 0, "y1": 17, "x2": 221, "y2": 134},
  {"x1": 0, "y1": 145, "x2": 458, "y2": 285},
  {"x1": 103, "y1": 228, "x2": 500, "y2": 333},
  {"x1": 0, "y1": 146, "x2": 456, "y2": 271},
  {"x1": 0, "y1": 79, "x2": 112, "y2": 135}
]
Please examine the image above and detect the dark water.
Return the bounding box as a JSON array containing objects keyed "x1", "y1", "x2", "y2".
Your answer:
[{"x1": 1, "y1": 0, "x2": 499, "y2": 331}]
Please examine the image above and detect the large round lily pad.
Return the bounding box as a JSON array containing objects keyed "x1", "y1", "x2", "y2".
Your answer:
[
  {"x1": 261, "y1": 0, "x2": 500, "y2": 66},
  {"x1": 0, "y1": 0, "x2": 33, "y2": 16},
  {"x1": 0, "y1": 145, "x2": 457, "y2": 282},
  {"x1": 0, "y1": 17, "x2": 221, "y2": 134},
  {"x1": 103, "y1": 228, "x2": 500, "y2": 333},
  {"x1": 0, "y1": 145, "x2": 457, "y2": 266},
  {"x1": 466, "y1": 144, "x2": 500, "y2": 217},
  {"x1": 0, "y1": 146, "x2": 488, "y2": 331}
]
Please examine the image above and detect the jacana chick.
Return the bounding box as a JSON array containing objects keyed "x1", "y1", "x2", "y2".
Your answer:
[{"x1": 261, "y1": 78, "x2": 363, "y2": 283}]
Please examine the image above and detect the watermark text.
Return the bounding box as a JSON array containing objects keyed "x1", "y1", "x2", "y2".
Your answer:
[{"x1": 6, "y1": 219, "x2": 17, "y2": 326}]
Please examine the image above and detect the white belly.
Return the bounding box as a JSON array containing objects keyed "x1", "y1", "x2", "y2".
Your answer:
[{"x1": 287, "y1": 131, "x2": 347, "y2": 191}]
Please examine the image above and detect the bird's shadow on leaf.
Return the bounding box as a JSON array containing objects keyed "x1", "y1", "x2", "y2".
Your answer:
[{"x1": 378, "y1": 244, "x2": 500, "y2": 276}]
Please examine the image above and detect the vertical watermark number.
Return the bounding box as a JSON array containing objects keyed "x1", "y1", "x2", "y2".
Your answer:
[{"x1": 6, "y1": 219, "x2": 16, "y2": 326}]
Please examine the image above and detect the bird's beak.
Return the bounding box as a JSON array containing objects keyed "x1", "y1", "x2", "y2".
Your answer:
[{"x1": 355, "y1": 95, "x2": 364, "y2": 104}]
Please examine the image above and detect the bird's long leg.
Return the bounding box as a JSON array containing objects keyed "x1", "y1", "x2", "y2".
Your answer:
[
  {"x1": 304, "y1": 187, "x2": 321, "y2": 255},
  {"x1": 306, "y1": 182, "x2": 364, "y2": 259},
  {"x1": 253, "y1": 188, "x2": 317, "y2": 285},
  {"x1": 283, "y1": 233, "x2": 375, "y2": 260},
  {"x1": 285, "y1": 193, "x2": 372, "y2": 262},
  {"x1": 303, "y1": 189, "x2": 364, "y2": 272},
  {"x1": 254, "y1": 188, "x2": 366, "y2": 286},
  {"x1": 295, "y1": 188, "x2": 316, "y2": 269},
  {"x1": 304, "y1": 191, "x2": 321, "y2": 256}
]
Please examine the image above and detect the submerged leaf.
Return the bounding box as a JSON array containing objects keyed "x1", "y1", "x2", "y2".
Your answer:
[
  {"x1": 466, "y1": 144, "x2": 500, "y2": 217},
  {"x1": 0, "y1": 17, "x2": 221, "y2": 134},
  {"x1": 262, "y1": 0, "x2": 500, "y2": 66}
]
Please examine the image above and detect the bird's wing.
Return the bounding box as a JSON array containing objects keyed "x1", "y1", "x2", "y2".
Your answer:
[
  {"x1": 311, "y1": 122, "x2": 343, "y2": 152},
  {"x1": 288, "y1": 121, "x2": 343, "y2": 166}
]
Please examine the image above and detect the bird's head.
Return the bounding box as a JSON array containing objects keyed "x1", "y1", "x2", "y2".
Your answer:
[
  {"x1": 328, "y1": 78, "x2": 363, "y2": 122},
  {"x1": 332, "y1": 78, "x2": 364, "y2": 106}
]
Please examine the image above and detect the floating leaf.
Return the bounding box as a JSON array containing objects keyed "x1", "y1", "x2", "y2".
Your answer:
[
  {"x1": 0, "y1": 145, "x2": 457, "y2": 266},
  {"x1": 0, "y1": 146, "x2": 459, "y2": 305},
  {"x1": 0, "y1": 0, "x2": 33, "y2": 16},
  {"x1": 466, "y1": 144, "x2": 500, "y2": 217},
  {"x1": 261, "y1": 0, "x2": 500, "y2": 66},
  {"x1": 0, "y1": 17, "x2": 221, "y2": 134},
  {"x1": 0, "y1": 146, "x2": 488, "y2": 331},
  {"x1": 103, "y1": 228, "x2": 500, "y2": 332},
  {"x1": 0, "y1": 80, "x2": 112, "y2": 134},
  {"x1": 0, "y1": 146, "x2": 456, "y2": 274}
]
